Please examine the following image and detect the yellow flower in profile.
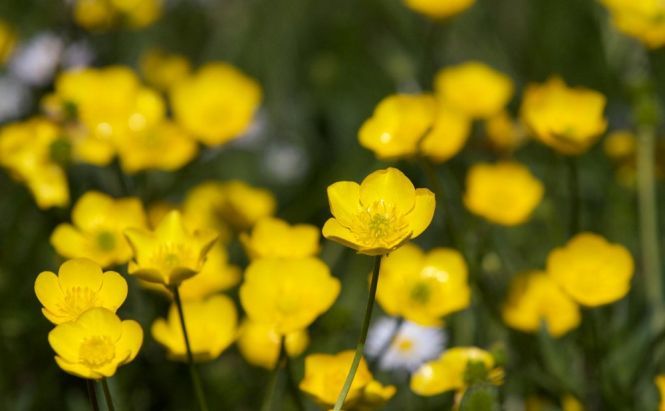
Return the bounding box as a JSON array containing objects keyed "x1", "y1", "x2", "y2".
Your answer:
[
  {"x1": 435, "y1": 61, "x2": 514, "y2": 119},
  {"x1": 502, "y1": 271, "x2": 580, "y2": 337},
  {"x1": 601, "y1": 0, "x2": 665, "y2": 48},
  {"x1": 322, "y1": 167, "x2": 435, "y2": 255},
  {"x1": 170, "y1": 62, "x2": 262, "y2": 146},
  {"x1": 655, "y1": 375, "x2": 665, "y2": 411},
  {"x1": 240, "y1": 217, "x2": 320, "y2": 260},
  {"x1": 140, "y1": 48, "x2": 191, "y2": 91},
  {"x1": 300, "y1": 351, "x2": 396, "y2": 409},
  {"x1": 402, "y1": 0, "x2": 474, "y2": 19},
  {"x1": 48, "y1": 307, "x2": 142, "y2": 379},
  {"x1": 376, "y1": 243, "x2": 470, "y2": 326},
  {"x1": 240, "y1": 257, "x2": 340, "y2": 334},
  {"x1": 410, "y1": 347, "x2": 499, "y2": 396},
  {"x1": 124, "y1": 210, "x2": 218, "y2": 286},
  {"x1": 547, "y1": 232, "x2": 634, "y2": 307},
  {"x1": 420, "y1": 103, "x2": 471, "y2": 163},
  {"x1": 237, "y1": 320, "x2": 309, "y2": 369},
  {"x1": 51, "y1": 191, "x2": 147, "y2": 267},
  {"x1": 485, "y1": 110, "x2": 527, "y2": 153},
  {"x1": 0, "y1": 20, "x2": 17, "y2": 64},
  {"x1": 464, "y1": 162, "x2": 544, "y2": 226},
  {"x1": 151, "y1": 294, "x2": 237, "y2": 362},
  {"x1": 520, "y1": 77, "x2": 607, "y2": 155},
  {"x1": 35, "y1": 259, "x2": 128, "y2": 325}
]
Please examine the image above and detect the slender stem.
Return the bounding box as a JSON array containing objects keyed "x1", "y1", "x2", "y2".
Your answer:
[
  {"x1": 86, "y1": 379, "x2": 100, "y2": 411},
  {"x1": 172, "y1": 286, "x2": 209, "y2": 411},
  {"x1": 566, "y1": 156, "x2": 581, "y2": 236},
  {"x1": 100, "y1": 379, "x2": 115, "y2": 411},
  {"x1": 284, "y1": 344, "x2": 305, "y2": 411},
  {"x1": 333, "y1": 255, "x2": 382, "y2": 411},
  {"x1": 261, "y1": 337, "x2": 288, "y2": 411}
]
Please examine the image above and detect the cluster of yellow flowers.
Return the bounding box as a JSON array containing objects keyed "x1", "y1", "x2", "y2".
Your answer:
[{"x1": 73, "y1": 0, "x2": 162, "y2": 31}]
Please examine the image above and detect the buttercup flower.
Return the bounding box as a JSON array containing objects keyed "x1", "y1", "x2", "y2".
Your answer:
[
  {"x1": 140, "y1": 48, "x2": 191, "y2": 91},
  {"x1": 521, "y1": 77, "x2": 607, "y2": 155},
  {"x1": 124, "y1": 210, "x2": 218, "y2": 286},
  {"x1": 240, "y1": 217, "x2": 320, "y2": 260},
  {"x1": 434, "y1": 61, "x2": 514, "y2": 119},
  {"x1": 51, "y1": 191, "x2": 147, "y2": 267},
  {"x1": 48, "y1": 307, "x2": 142, "y2": 379},
  {"x1": 73, "y1": 0, "x2": 162, "y2": 30},
  {"x1": 502, "y1": 271, "x2": 581, "y2": 337},
  {"x1": 601, "y1": 0, "x2": 665, "y2": 48},
  {"x1": 464, "y1": 161, "x2": 544, "y2": 226},
  {"x1": 547, "y1": 232, "x2": 634, "y2": 307},
  {"x1": 152, "y1": 294, "x2": 237, "y2": 362},
  {"x1": 485, "y1": 110, "x2": 527, "y2": 153},
  {"x1": 402, "y1": 0, "x2": 475, "y2": 19},
  {"x1": 170, "y1": 62, "x2": 262, "y2": 146},
  {"x1": 322, "y1": 167, "x2": 435, "y2": 255},
  {"x1": 237, "y1": 320, "x2": 309, "y2": 369},
  {"x1": 376, "y1": 243, "x2": 470, "y2": 326},
  {"x1": 35, "y1": 259, "x2": 128, "y2": 325},
  {"x1": 419, "y1": 103, "x2": 471, "y2": 163},
  {"x1": 0, "y1": 20, "x2": 17, "y2": 64}
]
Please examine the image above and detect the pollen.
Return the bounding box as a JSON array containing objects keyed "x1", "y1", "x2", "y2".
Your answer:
[
  {"x1": 150, "y1": 242, "x2": 196, "y2": 269},
  {"x1": 394, "y1": 337, "x2": 414, "y2": 353},
  {"x1": 354, "y1": 201, "x2": 409, "y2": 248},
  {"x1": 79, "y1": 335, "x2": 116, "y2": 368},
  {"x1": 60, "y1": 286, "x2": 98, "y2": 319}
]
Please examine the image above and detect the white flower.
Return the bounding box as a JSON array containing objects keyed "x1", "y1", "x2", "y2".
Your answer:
[
  {"x1": 9, "y1": 32, "x2": 63, "y2": 86},
  {"x1": 0, "y1": 76, "x2": 30, "y2": 122},
  {"x1": 365, "y1": 316, "x2": 446, "y2": 372}
]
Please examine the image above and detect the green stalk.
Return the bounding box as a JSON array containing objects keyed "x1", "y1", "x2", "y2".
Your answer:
[
  {"x1": 566, "y1": 155, "x2": 581, "y2": 236},
  {"x1": 100, "y1": 379, "x2": 115, "y2": 411},
  {"x1": 284, "y1": 346, "x2": 305, "y2": 411},
  {"x1": 86, "y1": 379, "x2": 100, "y2": 411},
  {"x1": 333, "y1": 255, "x2": 382, "y2": 411}
]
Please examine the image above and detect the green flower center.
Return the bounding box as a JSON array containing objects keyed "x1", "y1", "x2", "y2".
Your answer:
[
  {"x1": 354, "y1": 201, "x2": 409, "y2": 248},
  {"x1": 151, "y1": 243, "x2": 196, "y2": 270},
  {"x1": 96, "y1": 231, "x2": 116, "y2": 252},
  {"x1": 79, "y1": 336, "x2": 116, "y2": 368},
  {"x1": 409, "y1": 282, "x2": 431, "y2": 305}
]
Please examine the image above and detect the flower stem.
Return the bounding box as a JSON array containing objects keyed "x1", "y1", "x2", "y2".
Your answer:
[
  {"x1": 284, "y1": 345, "x2": 305, "y2": 411},
  {"x1": 333, "y1": 255, "x2": 382, "y2": 411},
  {"x1": 100, "y1": 379, "x2": 115, "y2": 411},
  {"x1": 261, "y1": 337, "x2": 287, "y2": 411},
  {"x1": 566, "y1": 155, "x2": 581, "y2": 236},
  {"x1": 172, "y1": 286, "x2": 209, "y2": 411},
  {"x1": 86, "y1": 379, "x2": 100, "y2": 411}
]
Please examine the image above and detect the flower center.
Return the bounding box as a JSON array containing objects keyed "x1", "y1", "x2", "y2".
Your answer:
[
  {"x1": 354, "y1": 201, "x2": 409, "y2": 247},
  {"x1": 96, "y1": 231, "x2": 116, "y2": 252},
  {"x1": 409, "y1": 282, "x2": 431, "y2": 305},
  {"x1": 79, "y1": 336, "x2": 116, "y2": 368},
  {"x1": 150, "y1": 243, "x2": 196, "y2": 270},
  {"x1": 394, "y1": 337, "x2": 414, "y2": 353},
  {"x1": 61, "y1": 286, "x2": 98, "y2": 319}
]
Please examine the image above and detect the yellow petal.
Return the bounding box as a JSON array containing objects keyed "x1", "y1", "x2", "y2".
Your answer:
[
  {"x1": 360, "y1": 167, "x2": 416, "y2": 214},
  {"x1": 115, "y1": 320, "x2": 143, "y2": 363},
  {"x1": 54, "y1": 356, "x2": 98, "y2": 379},
  {"x1": 50, "y1": 224, "x2": 89, "y2": 260},
  {"x1": 408, "y1": 188, "x2": 436, "y2": 238},
  {"x1": 57, "y1": 258, "x2": 104, "y2": 292},
  {"x1": 72, "y1": 191, "x2": 113, "y2": 232},
  {"x1": 49, "y1": 322, "x2": 85, "y2": 362},
  {"x1": 321, "y1": 218, "x2": 360, "y2": 250},
  {"x1": 34, "y1": 271, "x2": 65, "y2": 321},
  {"x1": 327, "y1": 181, "x2": 361, "y2": 227},
  {"x1": 96, "y1": 271, "x2": 129, "y2": 311},
  {"x1": 75, "y1": 307, "x2": 123, "y2": 340}
]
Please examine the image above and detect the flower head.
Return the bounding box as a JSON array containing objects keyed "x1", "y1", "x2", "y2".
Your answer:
[
  {"x1": 48, "y1": 307, "x2": 142, "y2": 379},
  {"x1": 140, "y1": 48, "x2": 191, "y2": 91},
  {"x1": 402, "y1": 0, "x2": 475, "y2": 19},
  {"x1": 322, "y1": 167, "x2": 435, "y2": 255},
  {"x1": 240, "y1": 217, "x2": 320, "y2": 260},
  {"x1": 237, "y1": 320, "x2": 309, "y2": 369},
  {"x1": 73, "y1": 0, "x2": 162, "y2": 30},
  {"x1": 601, "y1": 0, "x2": 665, "y2": 48}
]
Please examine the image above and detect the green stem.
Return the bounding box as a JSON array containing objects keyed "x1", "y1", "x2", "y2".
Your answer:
[
  {"x1": 284, "y1": 344, "x2": 305, "y2": 411},
  {"x1": 173, "y1": 286, "x2": 209, "y2": 411},
  {"x1": 333, "y1": 255, "x2": 382, "y2": 411},
  {"x1": 100, "y1": 379, "x2": 115, "y2": 411},
  {"x1": 86, "y1": 379, "x2": 100, "y2": 411},
  {"x1": 566, "y1": 156, "x2": 581, "y2": 236},
  {"x1": 261, "y1": 337, "x2": 287, "y2": 411}
]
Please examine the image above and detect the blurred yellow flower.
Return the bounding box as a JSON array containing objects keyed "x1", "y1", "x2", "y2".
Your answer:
[
  {"x1": 73, "y1": 0, "x2": 162, "y2": 30},
  {"x1": 35, "y1": 259, "x2": 128, "y2": 325},
  {"x1": 435, "y1": 61, "x2": 514, "y2": 119},
  {"x1": 420, "y1": 103, "x2": 471, "y2": 163},
  {"x1": 655, "y1": 375, "x2": 665, "y2": 411},
  {"x1": 48, "y1": 307, "x2": 142, "y2": 379},
  {"x1": 521, "y1": 77, "x2": 607, "y2": 155},
  {"x1": 51, "y1": 191, "x2": 147, "y2": 267},
  {"x1": 547, "y1": 232, "x2": 634, "y2": 307},
  {"x1": 113, "y1": 0, "x2": 162, "y2": 28},
  {"x1": 502, "y1": 271, "x2": 580, "y2": 337},
  {"x1": 485, "y1": 110, "x2": 527, "y2": 153},
  {"x1": 152, "y1": 294, "x2": 237, "y2": 362},
  {"x1": 140, "y1": 48, "x2": 191, "y2": 91},
  {"x1": 604, "y1": 130, "x2": 637, "y2": 161},
  {"x1": 464, "y1": 161, "x2": 544, "y2": 226},
  {"x1": 73, "y1": 0, "x2": 115, "y2": 30},
  {"x1": 240, "y1": 257, "x2": 340, "y2": 334},
  {"x1": 299, "y1": 350, "x2": 395, "y2": 409},
  {"x1": 171, "y1": 62, "x2": 262, "y2": 146},
  {"x1": 0, "y1": 20, "x2": 17, "y2": 64},
  {"x1": 601, "y1": 0, "x2": 665, "y2": 48},
  {"x1": 561, "y1": 395, "x2": 585, "y2": 411},
  {"x1": 237, "y1": 320, "x2": 309, "y2": 369},
  {"x1": 322, "y1": 167, "x2": 435, "y2": 255},
  {"x1": 376, "y1": 243, "x2": 470, "y2": 326},
  {"x1": 403, "y1": 0, "x2": 475, "y2": 19},
  {"x1": 240, "y1": 217, "x2": 320, "y2": 260},
  {"x1": 124, "y1": 210, "x2": 218, "y2": 286}
]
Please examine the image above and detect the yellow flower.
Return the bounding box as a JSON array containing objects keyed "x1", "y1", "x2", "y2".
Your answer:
[
  {"x1": 0, "y1": 117, "x2": 69, "y2": 208},
  {"x1": 35, "y1": 259, "x2": 128, "y2": 325},
  {"x1": 520, "y1": 77, "x2": 607, "y2": 155},
  {"x1": 434, "y1": 61, "x2": 514, "y2": 119},
  {"x1": 170, "y1": 62, "x2": 262, "y2": 146},
  {"x1": 140, "y1": 48, "x2": 191, "y2": 91},
  {"x1": 48, "y1": 307, "x2": 142, "y2": 379},
  {"x1": 402, "y1": 0, "x2": 475, "y2": 19},
  {"x1": 464, "y1": 161, "x2": 544, "y2": 226},
  {"x1": 376, "y1": 243, "x2": 470, "y2": 326},
  {"x1": 561, "y1": 395, "x2": 585, "y2": 411},
  {"x1": 546, "y1": 232, "x2": 634, "y2": 307},
  {"x1": 655, "y1": 375, "x2": 665, "y2": 411},
  {"x1": 0, "y1": 20, "x2": 17, "y2": 64},
  {"x1": 113, "y1": 0, "x2": 162, "y2": 28},
  {"x1": 240, "y1": 217, "x2": 320, "y2": 260},
  {"x1": 322, "y1": 167, "x2": 435, "y2": 255},
  {"x1": 124, "y1": 210, "x2": 218, "y2": 286},
  {"x1": 51, "y1": 191, "x2": 147, "y2": 267},
  {"x1": 604, "y1": 130, "x2": 637, "y2": 161},
  {"x1": 601, "y1": 0, "x2": 665, "y2": 48},
  {"x1": 420, "y1": 103, "x2": 471, "y2": 163},
  {"x1": 502, "y1": 271, "x2": 580, "y2": 337},
  {"x1": 237, "y1": 320, "x2": 309, "y2": 369},
  {"x1": 485, "y1": 111, "x2": 527, "y2": 153},
  {"x1": 73, "y1": 0, "x2": 115, "y2": 30},
  {"x1": 73, "y1": 0, "x2": 162, "y2": 30},
  {"x1": 300, "y1": 351, "x2": 395, "y2": 409},
  {"x1": 151, "y1": 294, "x2": 237, "y2": 362},
  {"x1": 240, "y1": 257, "x2": 340, "y2": 334},
  {"x1": 410, "y1": 347, "x2": 498, "y2": 396}
]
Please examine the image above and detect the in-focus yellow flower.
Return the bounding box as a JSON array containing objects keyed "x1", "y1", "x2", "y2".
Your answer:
[
  {"x1": 464, "y1": 161, "x2": 544, "y2": 226},
  {"x1": 485, "y1": 110, "x2": 527, "y2": 153},
  {"x1": 601, "y1": 0, "x2": 665, "y2": 48},
  {"x1": 655, "y1": 375, "x2": 665, "y2": 411},
  {"x1": 151, "y1": 294, "x2": 237, "y2": 362},
  {"x1": 0, "y1": 20, "x2": 17, "y2": 64},
  {"x1": 51, "y1": 191, "x2": 147, "y2": 267},
  {"x1": 547, "y1": 232, "x2": 634, "y2": 307},
  {"x1": 240, "y1": 257, "x2": 340, "y2": 334},
  {"x1": 240, "y1": 217, "x2": 320, "y2": 260},
  {"x1": 124, "y1": 210, "x2": 218, "y2": 286},
  {"x1": 48, "y1": 307, "x2": 142, "y2": 379},
  {"x1": 502, "y1": 271, "x2": 580, "y2": 337},
  {"x1": 435, "y1": 61, "x2": 514, "y2": 119},
  {"x1": 171, "y1": 62, "x2": 262, "y2": 146},
  {"x1": 140, "y1": 48, "x2": 191, "y2": 91},
  {"x1": 237, "y1": 320, "x2": 309, "y2": 369},
  {"x1": 402, "y1": 0, "x2": 475, "y2": 19},
  {"x1": 376, "y1": 243, "x2": 470, "y2": 326},
  {"x1": 35, "y1": 259, "x2": 128, "y2": 325},
  {"x1": 521, "y1": 77, "x2": 607, "y2": 155},
  {"x1": 300, "y1": 351, "x2": 396, "y2": 409},
  {"x1": 322, "y1": 167, "x2": 435, "y2": 255}
]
